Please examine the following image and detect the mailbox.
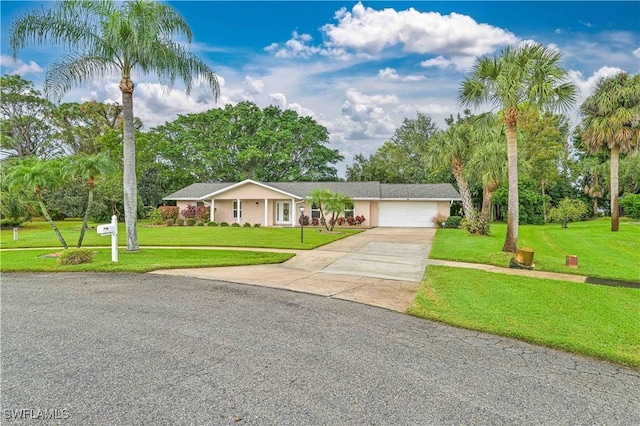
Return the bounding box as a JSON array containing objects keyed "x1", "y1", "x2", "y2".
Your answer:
[{"x1": 97, "y1": 224, "x2": 116, "y2": 236}]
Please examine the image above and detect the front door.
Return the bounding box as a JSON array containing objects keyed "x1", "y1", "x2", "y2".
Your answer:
[{"x1": 276, "y1": 201, "x2": 291, "y2": 224}]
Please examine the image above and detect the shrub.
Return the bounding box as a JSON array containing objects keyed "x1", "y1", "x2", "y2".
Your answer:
[
  {"x1": 59, "y1": 248, "x2": 94, "y2": 266},
  {"x1": 298, "y1": 214, "x2": 310, "y2": 226},
  {"x1": 181, "y1": 203, "x2": 197, "y2": 219},
  {"x1": 207, "y1": 221, "x2": 218, "y2": 227},
  {"x1": 1, "y1": 218, "x2": 26, "y2": 228},
  {"x1": 243, "y1": 222, "x2": 252, "y2": 227},
  {"x1": 548, "y1": 198, "x2": 588, "y2": 228},
  {"x1": 197, "y1": 222, "x2": 204, "y2": 226},
  {"x1": 354, "y1": 215, "x2": 366, "y2": 225},
  {"x1": 220, "y1": 222, "x2": 229, "y2": 227},
  {"x1": 165, "y1": 219, "x2": 175, "y2": 226},
  {"x1": 620, "y1": 194, "x2": 640, "y2": 219},
  {"x1": 158, "y1": 206, "x2": 179, "y2": 221},
  {"x1": 176, "y1": 218, "x2": 184, "y2": 226},
  {"x1": 253, "y1": 223, "x2": 261, "y2": 228},
  {"x1": 335, "y1": 216, "x2": 346, "y2": 226},
  {"x1": 149, "y1": 208, "x2": 164, "y2": 225},
  {"x1": 196, "y1": 206, "x2": 211, "y2": 222},
  {"x1": 231, "y1": 222, "x2": 241, "y2": 227},
  {"x1": 431, "y1": 214, "x2": 448, "y2": 227},
  {"x1": 462, "y1": 210, "x2": 490, "y2": 235},
  {"x1": 186, "y1": 218, "x2": 197, "y2": 226},
  {"x1": 446, "y1": 216, "x2": 462, "y2": 228},
  {"x1": 49, "y1": 209, "x2": 67, "y2": 221},
  {"x1": 311, "y1": 217, "x2": 320, "y2": 226}
]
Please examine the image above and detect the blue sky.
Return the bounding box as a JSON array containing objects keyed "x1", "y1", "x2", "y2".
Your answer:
[{"x1": 2, "y1": 1, "x2": 639, "y2": 176}]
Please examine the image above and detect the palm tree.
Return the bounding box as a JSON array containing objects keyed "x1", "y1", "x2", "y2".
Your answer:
[
  {"x1": 308, "y1": 189, "x2": 353, "y2": 232},
  {"x1": 425, "y1": 119, "x2": 475, "y2": 223},
  {"x1": 65, "y1": 153, "x2": 117, "y2": 248},
  {"x1": 580, "y1": 72, "x2": 640, "y2": 231},
  {"x1": 10, "y1": 0, "x2": 220, "y2": 251},
  {"x1": 468, "y1": 125, "x2": 506, "y2": 224},
  {"x1": 459, "y1": 43, "x2": 577, "y2": 252},
  {"x1": 308, "y1": 189, "x2": 332, "y2": 231},
  {"x1": 5, "y1": 158, "x2": 69, "y2": 249}
]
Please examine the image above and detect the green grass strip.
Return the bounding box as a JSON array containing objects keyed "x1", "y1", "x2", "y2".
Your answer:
[
  {"x1": 0, "y1": 248, "x2": 294, "y2": 273},
  {"x1": 430, "y1": 219, "x2": 640, "y2": 282},
  {"x1": 1, "y1": 220, "x2": 362, "y2": 250},
  {"x1": 408, "y1": 266, "x2": 640, "y2": 368}
]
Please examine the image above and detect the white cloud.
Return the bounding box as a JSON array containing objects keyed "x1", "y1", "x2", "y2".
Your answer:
[
  {"x1": 244, "y1": 76, "x2": 265, "y2": 94},
  {"x1": 377, "y1": 67, "x2": 426, "y2": 81},
  {"x1": 269, "y1": 92, "x2": 287, "y2": 108},
  {"x1": 633, "y1": 47, "x2": 640, "y2": 58},
  {"x1": 322, "y1": 2, "x2": 517, "y2": 57},
  {"x1": 0, "y1": 54, "x2": 44, "y2": 76},
  {"x1": 265, "y1": 31, "x2": 323, "y2": 59},
  {"x1": 420, "y1": 56, "x2": 453, "y2": 69},
  {"x1": 568, "y1": 66, "x2": 625, "y2": 99},
  {"x1": 345, "y1": 88, "x2": 398, "y2": 105}
]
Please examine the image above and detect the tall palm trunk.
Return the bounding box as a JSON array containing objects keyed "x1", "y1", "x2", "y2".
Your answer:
[
  {"x1": 481, "y1": 179, "x2": 499, "y2": 223},
  {"x1": 121, "y1": 76, "x2": 139, "y2": 251},
  {"x1": 451, "y1": 157, "x2": 473, "y2": 223},
  {"x1": 503, "y1": 109, "x2": 519, "y2": 253},
  {"x1": 36, "y1": 189, "x2": 68, "y2": 249},
  {"x1": 610, "y1": 145, "x2": 620, "y2": 232},
  {"x1": 77, "y1": 178, "x2": 94, "y2": 248}
]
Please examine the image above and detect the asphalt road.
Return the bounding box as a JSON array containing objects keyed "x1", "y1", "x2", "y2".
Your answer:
[{"x1": 2, "y1": 273, "x2": 639, "y2": 425}]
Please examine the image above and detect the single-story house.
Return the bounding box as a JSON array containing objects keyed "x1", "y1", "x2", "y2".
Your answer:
[{"x1": 163, "y1": 179, "x2": 461, "y2": 228}]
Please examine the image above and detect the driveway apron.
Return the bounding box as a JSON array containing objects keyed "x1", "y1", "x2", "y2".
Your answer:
[{"x1": 151, "y1": 227, "x2": 436, "y2": 312}]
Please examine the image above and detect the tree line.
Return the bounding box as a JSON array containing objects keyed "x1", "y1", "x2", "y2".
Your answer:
[
  {"x1": 347, "y1": 49, "x2": 639, "y2": 251},
  {"x1": 1, "y1": 74, "x2": 343, "y2": 239}
]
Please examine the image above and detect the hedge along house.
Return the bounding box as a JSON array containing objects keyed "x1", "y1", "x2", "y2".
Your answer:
[{"x1": 163, "y1": 179, "x2": 461, "y2": 228}]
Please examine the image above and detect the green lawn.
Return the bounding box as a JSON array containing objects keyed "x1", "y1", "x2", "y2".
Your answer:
[
  {"x1": 430, "y1": 219, "x2": 640, "y2": 282},
  {"x1": 0, "y1": 248, "x2": 293, "y2": 272},
  {"x1": 408, "y1": 266, "x2": 640, "y2": 368},
  {"x1": 0, "y1": 219, "x2": 362, "y2": 250}
]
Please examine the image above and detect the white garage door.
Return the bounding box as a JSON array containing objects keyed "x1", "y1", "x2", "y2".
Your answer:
[{"x1": 378, "y1": 201, "x2": 438, "y2": 227}]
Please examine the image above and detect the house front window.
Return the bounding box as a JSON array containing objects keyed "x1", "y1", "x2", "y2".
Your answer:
[
  {"x1": 311, "y1": 204, "x2": 321, "y2": 219},
  {"x1": 233, "y1": 201, "x2": 242, "y2": 219},
  {"x1": 344, "y1": 203, "x2": 355, "y2": 218}
]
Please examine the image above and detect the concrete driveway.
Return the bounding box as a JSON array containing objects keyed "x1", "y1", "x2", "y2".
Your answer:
[{"x1": 153, "y1": 228, "x2": 435, "y2": 311}]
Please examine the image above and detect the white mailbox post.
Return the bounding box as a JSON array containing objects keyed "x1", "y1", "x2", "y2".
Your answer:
[{"x1": 97, "y1": 215, "x2": 118, "y2": 262}]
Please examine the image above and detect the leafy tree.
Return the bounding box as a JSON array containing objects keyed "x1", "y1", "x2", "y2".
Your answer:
[
  {"x1": 619, "y1": 194, "x2": 640, "y2": 220},
  {"x1": 581, "y1": 72, "x2": 640, "y2": 231},
  {"x1": 548, "y1": 198, "x2": 588, "y2": 228},
  {"x1": 308, "y1": 189, "x2": 353, "y2": 232},
  {"x1": 10, "y1": 0, "x2": 220, "y2": 251},
  {"x1": 64, "y1": 153, "x2": 117, "y2": 247},
  {"x1": 518, "y1": 108, "x2": 571, "y2": 222},
  {"x1": 346, "y1": 113, "x2": 442, "y2": 183},
  {"x1": 0, "y1": 74, "x2": 60, "y2": 158},
  {"x1": 459, "y1": 43, "x2": 577, "y2": 252},
  {"x1": 53, "y1": 101, "x2": 142, "y2": 155},
  {"x1": 144, "y1": 102, "x2": 342, "y2": 187},
  {"x1": 5, "y1": 157, "x2": 69, "y2": 248}
]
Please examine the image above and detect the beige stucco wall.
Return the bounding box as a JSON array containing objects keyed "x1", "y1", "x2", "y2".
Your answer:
[
  {"x1": 437, "y1": 201, "x2": 451, "y2": 217},
  {"x1": 353, "y1": 200, "x2": 371, "y2": 226},
  {"x1": 368, "y1": 201, "x2": 379, "y2": 227}
]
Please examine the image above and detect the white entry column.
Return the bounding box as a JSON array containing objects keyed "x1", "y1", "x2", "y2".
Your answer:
[
  {"x1": 210, "y1": 199, "x2": 215, "y2": 222},
  {"x1": 291, "y1": 198, "x2": 296, "y2": 227},
  {"x1": 264, "y1": 198, "x2": 268, "y2": 227}
]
